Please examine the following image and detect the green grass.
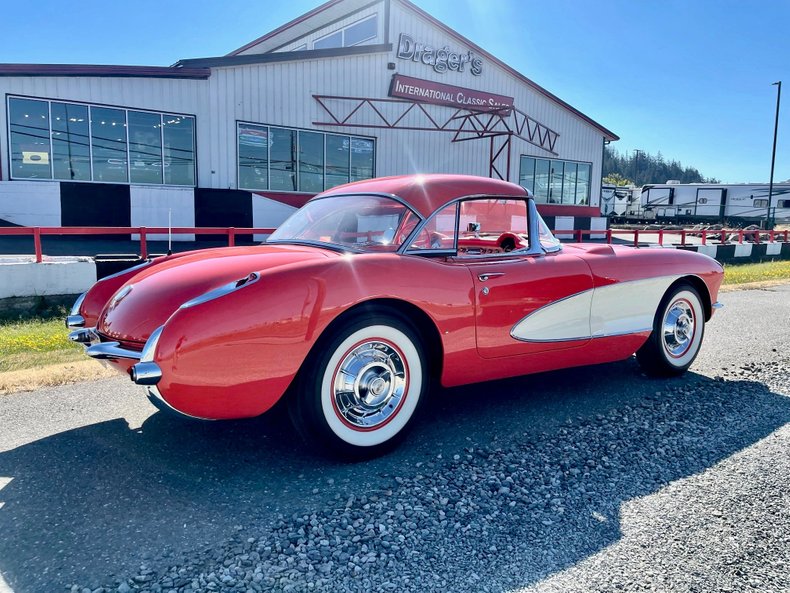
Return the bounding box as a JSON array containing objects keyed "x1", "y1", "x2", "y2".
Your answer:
[
  {"x1": 723, "y1": 260, "x2": 790, "y2": 285},
  {"x1": 0, "y1": 318, "x2": 83, "y2": 373}
]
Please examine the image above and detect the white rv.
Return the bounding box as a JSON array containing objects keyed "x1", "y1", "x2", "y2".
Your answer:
[{"x1": 635, "y1": 183, "x2": 790, "y2": 226}]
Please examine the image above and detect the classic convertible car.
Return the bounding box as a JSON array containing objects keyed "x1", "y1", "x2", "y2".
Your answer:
[{"x1": 67, "y1": 174, "x2": 723, "y2": 456}]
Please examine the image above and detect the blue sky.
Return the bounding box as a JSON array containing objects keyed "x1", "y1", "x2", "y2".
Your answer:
[{"x1": 1, "y1": 0, "x2": 788, "y2": 183}]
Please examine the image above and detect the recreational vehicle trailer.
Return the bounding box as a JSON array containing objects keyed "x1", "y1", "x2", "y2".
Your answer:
[{"x1": 610, "y1": 182, "x2": 790, "y2": 226}]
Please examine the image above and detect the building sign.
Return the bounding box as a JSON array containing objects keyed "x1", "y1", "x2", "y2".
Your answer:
[
  {"x1": 396, "y1": 33, "x2": 483, "y2": 76},
  {"x1": 388, "y1": 74, "x2": 514, "y2": 112}
]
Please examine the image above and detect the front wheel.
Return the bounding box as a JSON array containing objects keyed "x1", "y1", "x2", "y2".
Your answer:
[
  {"x1": 289, "y1": 314, "x2": 427, "y2": 458},
  {"x1": 636, "y1": 283, "x2": 706, "y2": 377}
]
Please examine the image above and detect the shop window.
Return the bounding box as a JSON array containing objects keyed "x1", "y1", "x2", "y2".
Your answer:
[
  {"x1": 7, "y1": 96, "x2": 195, "y2": 186},
  {"x1": 91, "y1": 106, "x2": 128, "y2": 183},
  {"x1": 298, "y1": 131, "x2": 324, "y2": 192},
  {"x1": 563, "y1": 162, "x2": 577, "y2": 205},
  {"x1": 350, "y1": 138, "x2": 374, "y2": 182},
  {"x1": 325, "y1": 134, "x2": 350, "y2": 189},
  {"x1": 238, "y1": 122, "x2": 374, "y2": 192},
  {"x1": 575, "y1": 164, "x2": 590, "y2": 205},
  {"x1": 162, "y1": 115, "x2": 195, "y2": 186},
  {"x1": 270, "y1": 128, "x2": 297, "y2": 191},
  {"x1": 238, "y1": 123, "x2": 269, "y2": 190},
  {"x1": 51, "y1": 102, "x2": 90, "y2": 181},
  {"x1": 549, "y1": 160, "x2": 564, "y2": 203},
  {"x1": 128, "y1": 110, "x2": 163, "y2": 184},
  {"x1": 313, "y1": 15, "x2": 377, "y2": 50},
  {"x1": 9, "y1": 97, "x2": 51, "y2": 179},
  {"x1": 519, "y1": 155, "x2": 591, "y2": 205}
]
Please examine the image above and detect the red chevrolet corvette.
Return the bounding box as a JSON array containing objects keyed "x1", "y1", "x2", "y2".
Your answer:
[{"x1": 67, "y1": 174, "x2": 723, "y2": 456}]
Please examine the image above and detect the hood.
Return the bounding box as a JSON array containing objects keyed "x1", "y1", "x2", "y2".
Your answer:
[{"x1": 98, "y1": 244, "x2": 336, "y2": 344}]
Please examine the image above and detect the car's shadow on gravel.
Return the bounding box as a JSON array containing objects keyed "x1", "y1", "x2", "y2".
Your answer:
[{"x1": 1, "y1": 359, "x2": 788, "y2": 592}]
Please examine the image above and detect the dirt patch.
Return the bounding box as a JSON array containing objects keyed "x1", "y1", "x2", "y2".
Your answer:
[
  {"x1": 719, "y1": 279, "x2": 790, "y2": 292},
  {"x1": 0, "y1": 359, "x2": 118, "y2": 395}
]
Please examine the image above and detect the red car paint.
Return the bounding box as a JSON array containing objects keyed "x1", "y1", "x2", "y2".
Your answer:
[{"x1": 77, "y1": 175, "x2": 723, "y2": 420}]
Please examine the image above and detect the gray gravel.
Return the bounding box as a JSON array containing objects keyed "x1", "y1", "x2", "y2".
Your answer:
[
  {"x1": 0, "y1": 285, "x2": 788, "y2": 593},
  {"x1": 88, "y1": 362, "x2": 790, "y2": 593}
]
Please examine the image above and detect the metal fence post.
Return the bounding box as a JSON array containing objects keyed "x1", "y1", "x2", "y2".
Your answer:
[{"x1": 34, "y1": 227, "x2": 43, "y2": 263}]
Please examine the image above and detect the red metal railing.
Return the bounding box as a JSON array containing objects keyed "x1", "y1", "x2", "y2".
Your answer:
[
  {"x1": 554, "y1": 228, "x2": 790, "y2": 247},
  {"x1": 0, "y1": 226, "x2": 787, "y2": 263},
  {"x1": 0, "y1": 226, "x2": 276, "y2": 262}
]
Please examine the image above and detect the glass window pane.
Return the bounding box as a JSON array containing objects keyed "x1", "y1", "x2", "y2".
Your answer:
[
  {"x1": 549, "y1": 160, "x2": 564, "y2": 204},
  {"x1": 91, "y1": 106, "x2": 128, "y2": 182},
  {"x1": 325, "y1": 134, "x2": 350, "y2": 189},
  {"x1": 562, "y1": 162, "x2": 577, "y2": 205},
  {"x1": 51, "y1": 102, "x2": 90, "y2": 181},
  {"x1": 410, "y1": 202, "x2": 457, "y2": 251},
  {"x1": 519, "y1": 156, "x2": 535, "y2": 192},
  {"x1": 350, "y1": 138, "x2": 374, "y2": 182},
  {"x1": 162, "y1": 115, "x2": 195, "y2": 186},
  {"x1": 576, "y1": 164, "x2": 591, "y2": 205},
  {"x1": 238, "y1": 123, "x2": 269, "y2": 190},
  {"x1": 270, "y1": 127, "x2": 297, "y2": 191},
  {"x1": 533, "y1": 159, "x2": 550, "y2": 202},
  {"x1": 344, "y1": 16, "x2": 377, "y2": 46},
  {"x1": 128, "y1": 111, "x2": 163, "y2": 184},
  {"x1": 9, "y1": 97, "x2": 51, "y2": 179},
  {"x1": 298, "y1": 130, "x2": 324, "y2": 192},
  {"x1": 314, "y1": 30, "x2": 342, "y2": 50}
]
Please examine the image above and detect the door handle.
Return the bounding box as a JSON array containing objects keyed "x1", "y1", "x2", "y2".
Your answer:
[{"x1": 478, "y1": 272, "x2": 505, "y2": 282}]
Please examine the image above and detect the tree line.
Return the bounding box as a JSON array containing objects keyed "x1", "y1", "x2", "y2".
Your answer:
[{"x1": 603, "y1": 146, "x2": 719, "y2": 186}]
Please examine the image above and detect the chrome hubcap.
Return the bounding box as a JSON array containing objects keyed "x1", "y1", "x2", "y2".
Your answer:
[
  {"x1": 662, "y1": 299, "x2": 695, "y2": 357},
  {"x1": 333, "y1": 341, "x2": 407, "y2": 429}
]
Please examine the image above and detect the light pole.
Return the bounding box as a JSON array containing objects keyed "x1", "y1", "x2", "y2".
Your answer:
[{"x1": 767, "y1": 81, "x2": 781, "y2": 228}]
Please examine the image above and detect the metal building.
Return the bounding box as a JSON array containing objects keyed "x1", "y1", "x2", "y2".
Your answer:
[{"x1": 0, "y1": 0, "x2": 618, "y2": 237}]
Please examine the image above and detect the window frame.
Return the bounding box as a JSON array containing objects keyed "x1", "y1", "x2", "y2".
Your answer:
[
  {"x1": 5, "y1": 94, "x2": 197, "y2": 187},
  {"x1": 403, "y1": 195, "x2": 547, "y2": 258},
  {"x1": 236, "y1": 120, "x2": 376, "y2": 193},
  {"x1": 519, "y1": 154, "x2": 593, "y2": 205}
]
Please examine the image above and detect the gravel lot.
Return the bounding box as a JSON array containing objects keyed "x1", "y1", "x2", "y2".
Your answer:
[{"x1": 0, "y1": 284, "x2": 788, "y2": 593}]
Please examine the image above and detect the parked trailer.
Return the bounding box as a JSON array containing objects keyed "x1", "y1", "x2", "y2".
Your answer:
[{"x1": 625, "y1": 183, "x2": 790, "y2": 226}]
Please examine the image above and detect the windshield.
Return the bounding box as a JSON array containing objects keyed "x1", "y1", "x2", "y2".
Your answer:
[{"x1": 267, "y1": 195, "x2": 420, "y2": 252}]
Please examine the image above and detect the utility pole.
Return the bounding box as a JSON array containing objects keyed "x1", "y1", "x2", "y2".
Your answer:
[{"x1": 768, "y1": 81, "x2": 781, "y2": 228}]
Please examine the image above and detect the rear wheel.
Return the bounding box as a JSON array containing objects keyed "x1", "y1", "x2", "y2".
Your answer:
[
  {"x1": 289, "y1": 314, "x2": 427, "y2": 458},
  {"x1": 636, "y1": 283, "x2": 705, "y2": 377}
]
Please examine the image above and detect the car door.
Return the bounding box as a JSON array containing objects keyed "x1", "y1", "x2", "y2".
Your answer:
[{"x1": 451, "y1": 197, "x2": 594, "y2": 359}]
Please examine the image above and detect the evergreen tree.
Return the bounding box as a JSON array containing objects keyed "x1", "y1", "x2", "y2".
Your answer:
[{"x1": 603, "y1": 147, "x2": 719, "y2": 186}]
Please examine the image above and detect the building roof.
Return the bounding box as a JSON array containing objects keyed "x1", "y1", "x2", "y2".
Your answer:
[
  {"x1": 0, "y1": 63, "x2": 210, "y2": 79},
  {"x1": 227, "y1": 0, "x2": 618, "y2": 141},
  {"x1": 320, "y1": 174, "x2": 528, "y2": 218}
]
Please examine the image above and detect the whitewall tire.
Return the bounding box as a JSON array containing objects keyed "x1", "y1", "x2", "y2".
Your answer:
[
  {"x1": 637, "y1": 283, "x2": 706, "y2": 377},
  {"x1": 290, "y1": 314, "x2": 427, "y2": 458}
]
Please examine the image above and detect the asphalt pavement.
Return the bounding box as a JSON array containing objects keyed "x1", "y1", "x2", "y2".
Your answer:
[{"x1": 0, "y1": 285, "x2": 788, "y2": 593}]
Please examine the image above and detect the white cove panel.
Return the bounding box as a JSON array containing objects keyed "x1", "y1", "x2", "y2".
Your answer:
[
  {"x1": 130, "y1": 186, "x2": 195, "y2": 241},
  {"x1": 511, "y1": 290, "x2": 592, "y2": 342},
  {"x1": 512, "y1": 276, "x2": 681, "y2": 342},
  {"x1": 589, "y1": 276, "x2": 680, "y2": 337}
]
